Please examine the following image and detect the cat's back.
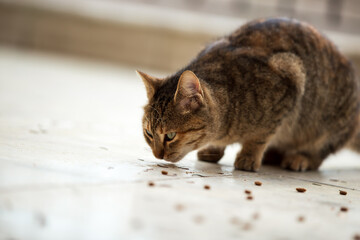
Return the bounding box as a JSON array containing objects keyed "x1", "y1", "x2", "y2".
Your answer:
[
  {"x1": 226, "y1": 17, "x2": 355, "y2": 93},
  {"x1": 229, "y1": 18, "x2": 329, "y2": 56}
]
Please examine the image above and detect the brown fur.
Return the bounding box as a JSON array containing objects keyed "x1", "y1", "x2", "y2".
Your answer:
[{"x1": 138, "y1": 18, "x2": 360, "y2": 172}]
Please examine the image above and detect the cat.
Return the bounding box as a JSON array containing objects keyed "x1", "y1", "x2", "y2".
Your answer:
[{"x1": 137, "y1": 17, "x2": 359, "y2": 172}]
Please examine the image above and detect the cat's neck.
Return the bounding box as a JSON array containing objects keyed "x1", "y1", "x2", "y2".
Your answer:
[{"x1": 200, "y1": 79, "x2": 233, "y2": 143}]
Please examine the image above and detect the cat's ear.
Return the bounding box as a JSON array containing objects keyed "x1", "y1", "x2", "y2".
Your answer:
[
  {"x1": 136, "y1": 70, "x2": 162, "y2": 100},
  {"x1": 174, "y1": 70, "x2": 204, "y2": 114}
]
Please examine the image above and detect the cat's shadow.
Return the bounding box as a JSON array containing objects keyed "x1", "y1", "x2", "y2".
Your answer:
[
  {"x1": 145, "y1": 158, "x2": 359, "y2": 184},
  {"x1": 193, "y1": 160, "x2": 349, "y2": 180},
  {"x1": 193, "y1": 160, "x2": 233, "y2": 174}
]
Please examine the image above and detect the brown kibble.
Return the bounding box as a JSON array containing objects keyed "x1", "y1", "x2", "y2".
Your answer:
[
  {"x1": 243, "y1": 223, "x2": 252, "y2": 230},
  {"x1": 247, "y1": 196, "x2": 253, "y2": 200},
  {"x1": 175, "y1": 204, "x2": 184, "y2": 211},
  {"x1": 204, "y1": 185, "x2": 211, "y2": 190},
  {"x1": 193, "y1": 215, "x2": 204, "y2": 224},
  {"x1": 161, "y1": 170, "x2": 168, "y2": 175},
  {"x1": 296, "y1": 187, "x2": 306, "y2": 193},
  {"x1": 254, "y1": 181, "x2": 262, "y2": 186},
  {"x1": 339, "y1": 190, "x2": 347, "y2": 195},
  {"x1": 340, "y1": 206, "x2": 348, "y2": 212},
  {"x1": 230, "y1": 216, "x2": 241, "y2": 225},
  {"x1": 353, "y1": 234, "x2": 360, "y2": 240},
  {"x1": 148, "y1": 181, "x2": 155, "y2": 187},
  {"x1": 244, "y1": 190, "x2": 252, "y2": 194},
  {"x1": 297, "y1": 216, "x2": 305, "y2": 222}
]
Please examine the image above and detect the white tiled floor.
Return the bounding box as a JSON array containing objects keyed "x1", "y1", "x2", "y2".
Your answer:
[{"x1": 0, "y1": 46, "x2": 359, "y2": 240}]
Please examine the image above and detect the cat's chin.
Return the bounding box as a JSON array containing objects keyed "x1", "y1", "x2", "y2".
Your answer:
[
  {"x1": 163, "y1": 154, "x2": 185, "y2": 163},
  {"x1": 163, "y1": 158, "x2": 181, "y2": 163}
]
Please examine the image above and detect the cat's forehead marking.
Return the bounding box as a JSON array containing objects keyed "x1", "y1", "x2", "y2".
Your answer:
[
  {"x1": 155, "y1": 127, "x2": 165, "y2": 142},
  {"x1": 157, "y1": 126, "x2": 164, "y2": 134}
]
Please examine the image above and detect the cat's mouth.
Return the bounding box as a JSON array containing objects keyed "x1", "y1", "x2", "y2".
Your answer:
[{"x1": 163, "y1": 152, "x2": 184, "y2": 163}]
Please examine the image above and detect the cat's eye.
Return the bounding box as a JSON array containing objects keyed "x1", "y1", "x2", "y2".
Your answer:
[
  {"x1": 145, "y1": 129, "x2": 153, "y2": 138},
  {"x1": 165, "y1": 132, "x2": 176, "y2": 141}
]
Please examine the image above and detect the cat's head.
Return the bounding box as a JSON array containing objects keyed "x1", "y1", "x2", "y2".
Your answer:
[{"x1": 138, "y1": 70, "x2": 213, "y2": 162}]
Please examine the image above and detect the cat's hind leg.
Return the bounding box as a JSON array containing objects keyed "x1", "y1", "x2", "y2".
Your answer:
[
  {"x1": 280, "y1": 153, "x2": 319, "y2": 171},
  {"x1": 197, "y1": 145, "x2": 226, "y2": 163},
  {"x1": 281, "y1": 112, "x2": 358, "y2": 172},
  {"x1": 281, "y1": 130, "x2": 355, "y2": 171},
  {"x1": 234, "y1": 53, "x2": 306, "y2": 172}
]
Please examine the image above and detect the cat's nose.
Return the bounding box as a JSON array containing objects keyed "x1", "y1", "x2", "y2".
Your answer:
[{"x1": 153, "y1": 149, "x2": 164, "y2": 159}]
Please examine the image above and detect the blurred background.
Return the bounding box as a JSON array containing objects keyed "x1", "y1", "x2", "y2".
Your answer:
[{"x1": 1, "y1": 0, "x2": 360, "y2": 72}]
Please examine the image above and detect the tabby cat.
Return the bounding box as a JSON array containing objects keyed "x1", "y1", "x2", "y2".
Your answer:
[{"x1": 138, "y1": 18, "x2": 359, "y2": 172}]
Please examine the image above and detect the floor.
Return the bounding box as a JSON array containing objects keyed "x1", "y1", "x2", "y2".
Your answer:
[{"x1": 0, "y1": 46, "x2": 360, "y2": 240}]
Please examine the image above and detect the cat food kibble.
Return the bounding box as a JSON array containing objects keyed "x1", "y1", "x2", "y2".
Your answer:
[
  {"x1": 339, "y1": 190, "x2": 347, "y2": 195},
  {"x1": 354, "y1": 234, "x2": 360, "y2": 240},
  {"x1": 193, "y1": 215, "x2": 204, "y2": 224},
  {"x1": 254, "y1": 181, "x2": 262, "y2": 186},
  {"x1": 245, "y1": 190, "x2": 252, "y2": 194},
  {"x1": 204, "y1": 185, "x2": 211, "y2": 190},
  {"x1": 161, "y1": 170, "x2": 168, "y2": 175},
  {"x1": 247, "y1": 196, "x2": 253, "y2": 200},
  {"x1": 242, "y1": 223, "x2": 252, "y2": 231},
  {"x1": 340, "y1": 206, "x2": 348, "y2": 212},
  {"x1": 148, "y1": 181, "x2": 155, "y2": 187},
  {"x1": 230, "y1": 217, "x2": 241, "y2": 225},
  {"x1": 296, "y1": 187, "x2": 306, "y2": 193},
  {"x1": 297, "y1": 216, "x2": 305, "y2": 222},
  {"x1": 175, "y1": 204, "x2": 184, "y2": 211}
]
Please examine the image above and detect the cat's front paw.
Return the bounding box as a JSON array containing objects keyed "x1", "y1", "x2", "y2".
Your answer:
[
  {"x1": 198, "y1": 146, "x2": 225, "y2": 163},
  {"x1": 234, "y1": 153, "x2": 261, "y2": 172},
  {"x1": 281, "y1": 154, "x2": 313, "y2": 171}
]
